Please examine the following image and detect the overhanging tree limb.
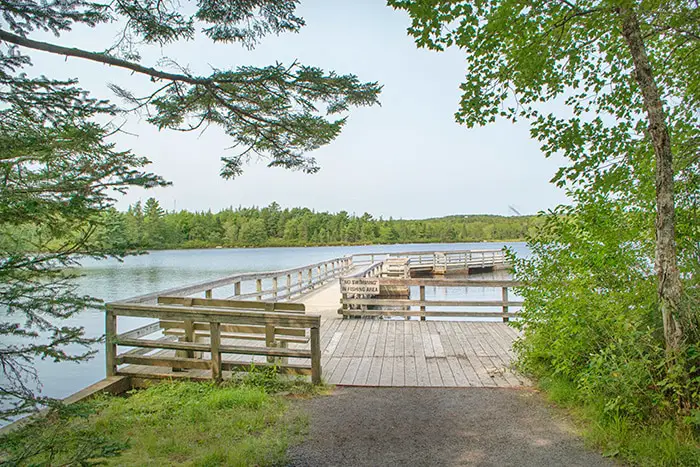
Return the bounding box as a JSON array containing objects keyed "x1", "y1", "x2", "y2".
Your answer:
[{"x1": 0, "y1": 29, "x2": 208, "y2": 84}]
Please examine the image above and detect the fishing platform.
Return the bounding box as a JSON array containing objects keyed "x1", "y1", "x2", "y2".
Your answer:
[{"x1": 104, "y1": 249, "x2": 529, "y2": 391}]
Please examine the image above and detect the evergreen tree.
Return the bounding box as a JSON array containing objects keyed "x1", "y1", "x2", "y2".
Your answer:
[{"x1": 0, "y1": 0, "x2": 380, "y2": 420}]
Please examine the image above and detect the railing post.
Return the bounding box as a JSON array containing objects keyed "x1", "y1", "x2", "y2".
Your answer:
[
  {"x1": 419, "y1": 285, "x2": 426, "y2": 321},
  {"x1": 324, "y1": 263, "x2": 328, "y2": 280},
  {"x1": 310, "y1": 325, "x2": 321, "y2": 384},
  {"x1": 502, "y1": 287, "x2": 509, "y2": 323},
  {"x1": 256, "y1": 278, "x2": 262, "y2": 300},
  {"x1": 184, "y1": 319, "x2": 195, "y2": 359},
  {"x1": 210, "y1": 322, "x2": 222, "y2": 382},
  {"x1": 298, "y1": 271, "x2": 303, "y2": 294},
  {"x1": 308, "y1": 268, "x2": 312, "y2": 289},
  {"x1": 205, "y1": 289, "x2": 212, "y2": 299},
  {"x1": 105, "y1": 309, "x2": 117, "y2": 377},
  {"x1": 265, "y1": 323, "x2": 275, "y2": 364},
  {"x1": 286, "y1": 274, "x2": 291, "y2": 298},
  {"x1": 234, "y1": 281, "x2": 241, "y2": 296},
  {"x1": 272, "y1": 277, "x2": 278, "y2": 299}
]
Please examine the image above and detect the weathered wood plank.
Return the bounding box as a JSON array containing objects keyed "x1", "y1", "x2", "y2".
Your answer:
[
  {"x1": 324, "y1": 331, "x2": 343, "y2": 357},
  {"x1": 374, "y1": 320, "x2": 388, "y2": 357},
  {"x1": 365, "y1": 356, "x2": 383, "y2": 386},
  {"x1": 379, "y1": 356, "x2": 394, "y2": 386},
  {"x1": 425, "y1": 357, "x2": 443, "y2": 386},
  {"x1": 158, "y1": 296, "x2": 305, "y2": 312},
  {"x1": 392, "y1": 355, "x2": 405, "y2": 386},
  {"x1": 330, "y1": 357, "x2": 351, "y2": 384},
  {"x1": 353, "y1": 356, "x2": 373, "y2": 385},
  {"x1": 342, "y1": 298, "x2": 524, "y2": 308},
  {"x1": 437, "y1": 322, "x2": 470, "y2": 387},
  {"x1": 334, "y1": 319, "x2": 358, "y2": 358},
  {"x1": 429, "y1": 322, "x2": 445, "y2": 358},
  {"x1": 363, "y1": 320, "x2": 379, "y2": 357},
  {"x1": 340, "y1": 357, "x2": 362, "y2": 385},
  {"x1": 421, "y1": 322, "x2": 435, "y2": 358}
]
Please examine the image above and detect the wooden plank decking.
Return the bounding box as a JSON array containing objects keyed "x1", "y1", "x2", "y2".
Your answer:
[
  {"x1": 318, "y1": 318, "x2": 527, "y2": 387},
  {"x1": 302, "y1": 278, "x2": 529, "y2": 388}
]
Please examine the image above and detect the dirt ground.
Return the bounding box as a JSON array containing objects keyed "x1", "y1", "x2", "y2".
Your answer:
[{"x1": 287, "y1": 387, "x2": 614, "y2": 467}]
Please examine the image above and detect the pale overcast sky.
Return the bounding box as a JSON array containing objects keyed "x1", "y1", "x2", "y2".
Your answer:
[{"x1": 27, "y1": 0, "x2": 570, "y2": 218}]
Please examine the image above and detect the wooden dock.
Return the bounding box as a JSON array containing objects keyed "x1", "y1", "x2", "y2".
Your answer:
[
  {"x1": 302, "y1": 279, "x2": 528, "y2": 388},
  {"x1": 105, "y1": 249, "x2": 529, "y2": 389}
]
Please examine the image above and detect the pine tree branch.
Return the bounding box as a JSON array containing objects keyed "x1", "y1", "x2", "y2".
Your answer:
[{"x1": 0, "y1": 29, "x2": 208, "y2": 85}]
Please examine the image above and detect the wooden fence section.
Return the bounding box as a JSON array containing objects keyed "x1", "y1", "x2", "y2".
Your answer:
[
  {"x1": 339, "y1": 278, "x2": 523, "y2": 321},
  {"x1": 350, "y1": 249, "x2": 508, "y2": 274},
  {"x1": 112, "y1": 256, "x2": 353, "y2": 306},
  {"x1": 105, "y1": 299, "x2": 322, "y2": 384}
]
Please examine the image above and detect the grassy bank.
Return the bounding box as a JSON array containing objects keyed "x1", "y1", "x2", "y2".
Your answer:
[
  {"x1": 1, "y1": 372, "x2": 324, "y2": 466},
  {"x1": 538, "y1": 375, "x2": 699, "y2": 466}
]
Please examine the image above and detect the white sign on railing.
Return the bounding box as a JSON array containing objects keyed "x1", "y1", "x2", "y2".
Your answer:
[{"x1": 341, "y1": 278, "x2": 380, "y2": 295}]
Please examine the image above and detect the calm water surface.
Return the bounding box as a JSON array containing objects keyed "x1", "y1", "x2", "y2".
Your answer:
[{"x1": 6, "y1": 242, "x2": 528, "y2": 402}]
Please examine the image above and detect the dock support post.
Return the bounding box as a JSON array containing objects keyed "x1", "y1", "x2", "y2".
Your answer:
[
  {"x1": 310, "y1": 325, "x2": 321, "y2": 384},
  {"x1": 210, "y1": 322, "x2": 222, "y2": 382},
  {"x1": 502, "y1": 287, "x2": 509, "y2": 323},
  {"x1": 105, "y1": 309, "x2": 117, "y2": 376},
  {"x1": 419, "y1": 286, "x2": 426, "y2": 321}
]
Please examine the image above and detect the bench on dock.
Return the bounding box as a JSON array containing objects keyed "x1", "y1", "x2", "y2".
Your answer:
[{"x1": 105, "y1": 298, "x2": 322, "y2": 384}]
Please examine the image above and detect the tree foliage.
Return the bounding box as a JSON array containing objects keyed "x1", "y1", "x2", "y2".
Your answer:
[
  {"x1": 78, "y1": 199, "x2": 537, "y2": 249},
  {"x1": 390, "y1": 0, "x2": 698, "y2": 342},
  {"x1": 391, "y1": 0, "x2": 699, "y2": 453},
  {"x1": 0, "y1": 0, "x2": 381, "y2": 420},
  {"x1": 0, "y1": 74, "x2": 167, "y2": 419},
  {"x1": 0, "y1": 0, "x2": 382, "y2": 177}
]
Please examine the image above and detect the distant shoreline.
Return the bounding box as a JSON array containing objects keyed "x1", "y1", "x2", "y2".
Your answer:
[{"x1": 134, "y1": 238, "x2": 527, "y2": 252}]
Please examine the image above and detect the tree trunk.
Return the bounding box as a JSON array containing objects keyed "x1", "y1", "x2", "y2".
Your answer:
[{"x1": 619, "y1": 7, "x2": 683, "y2": 352}]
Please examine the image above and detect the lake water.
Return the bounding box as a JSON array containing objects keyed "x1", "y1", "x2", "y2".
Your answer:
[{"x1": 4, "y1": 242, "x2": 528, "y2": 405}]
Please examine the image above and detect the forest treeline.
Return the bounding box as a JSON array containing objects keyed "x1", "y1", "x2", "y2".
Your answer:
[{"x1": 100, "y1": 198, "x2": 538, "y2": 249}]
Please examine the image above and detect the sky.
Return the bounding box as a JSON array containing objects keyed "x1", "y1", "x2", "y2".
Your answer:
[{"x1": 24, "y1": 0, "x2": 570, "y2": 219}]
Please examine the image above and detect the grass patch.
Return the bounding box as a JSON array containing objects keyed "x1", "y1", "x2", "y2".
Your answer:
[
  {"x1": 538, "y1": 375, "x2": 700, "y2": 466},
  {"x1": 1, "y1": 370, "x2": 328, "y2": 466}
]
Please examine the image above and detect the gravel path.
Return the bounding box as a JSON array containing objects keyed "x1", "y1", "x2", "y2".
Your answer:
[{"x1": 287, "y1": 387, "x2": 613, "y2": 467}]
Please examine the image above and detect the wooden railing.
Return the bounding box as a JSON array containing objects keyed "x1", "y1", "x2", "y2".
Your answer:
[
  {"x1": 339, "y1": 278, "x2": 523, "y2": 321},
  {"x1": 350, "y1": 249, "x2": 508, "y2": 272},
  {"x1": 113, "y1": 256, "x2": 353, "y2": 305},
  {"x1": 105, "y1": 298, "x2": 322, "y2": 383}
]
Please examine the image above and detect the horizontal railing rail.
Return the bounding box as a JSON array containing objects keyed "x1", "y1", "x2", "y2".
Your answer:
[
  {"x1": 339, "y1": 278, "x2": 522, "y2": 321},
  {"x1": 349, "y1": 249, "x2": 508, "y2": 272},
  {"x1": 113, "y1": 256, "x2": 353, "y2": 305}
]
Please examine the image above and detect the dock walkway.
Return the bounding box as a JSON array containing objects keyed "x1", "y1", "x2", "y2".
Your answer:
[
  {"x1": 107, "y1": 249, "x2": 528, "y2": 389},
  {"x1": 299, "y1": 279, "x2": 528, "y2": 388}
]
